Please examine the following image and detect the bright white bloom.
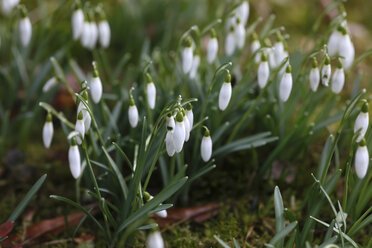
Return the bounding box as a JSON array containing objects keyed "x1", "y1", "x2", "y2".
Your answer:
[
  {"x1": 68, "y1": 139, "x2": 81, "y2": 179},
  {"x1": 75, "y1": 111, "x2": 85, "y2": 145},
  {"x1": 1, "y1": 0, "x2": 20, "y2": 15},
  {"x1": 321, "y1": 55, "x2": 331, "y2": 86},
  {"x1": 258, "y1": 53, "x2": 270, "y2": 89},
  {"x1": 251, "y1": 33, "x2": 261, "y2": 64},
  {"x1": 128, "y1": 95, "x2": 139, "y2": 128},
  {"x1": 201, "y1": 127, "x2": 212, "y2": 162},
  {"x1": 331, "y1": 62, "x2": 345, "y2": 94},
  {"x1": 146, "y1": 231, "x2": 164, "y2": 248},
  {"x1": 189, "y1": 54, "x2": 200, "y2": 79},
  {"x1": 182, "y1": 37, "x2": 193, "y2": 74},
  {"x1": 218, "y1": 72, "x2": 232, "y2": 111},
  {"x1": 72, "y1": 9, "x2": 84, "y2": 40},
  {"x1": 207, "y1": 30, "x2": 218, "y2": 63},
  {"x1": 339, "y1": 32, "x2": 354, "y2": 70},
  {"x1": 186, "y1": 104, "x2": 194, "y2": 129},
  {"x1": 236, "y1": 1, "x2": 249, "y2": 26},
  {"x1": 81, "y1": 22, "x2": 91, "y2": 48},
  {"x1": 309, "y1": 58, "x2": 320, "y2": 92},
  {"x1": 354, "y1": 102, "x2": 369, "y2": 142},
  {"x1": 89, "y1": 22, "x2": 98, "y2": 49},
  {"x1": 98, "y1": 20, "x2": 111, "y2": 48},
  {"x1": 146, "y1": 73, "x2": 156, "y2": 109},
  {"x1": 19, "y1": 17, "x2": 32, "y2": 47},
  {"x1": 327, "y1": 29, "x2": 342, "y2": 57},
  {"x1": 148, "y1": 196, "x2": 167, "y2": 218},
  {"x1": 165, "y1": 128, "x2": 175, "y2": 157},
  {"x1": 42, "y1": 77, "x2": 58, "y2": 92},
  {"x1": 184, "y1": 114, "x2": 191, "y2": 142},
  {"x1": 279, "y1": 65, "x2": 293, "y2": 102},
  {"x1": 354, "y1": 140, "x2": 369, "y2": 179},
  {"x1": 173, "y1": 112, "x2": 185, "y2": 153},
  {"x1": 90, "y1": 70, "x2": 103, "y2": 104},
  {"x1": 225, "y1": 27, "x2": 236, "y2": 56},
  {"x1": 273, "y1": 41, "x2": 285, "y2": 67},
  {"x1": 234, "y1": 18, "x2": 246, "y2": 49},
  {"x1": 167, "y1": 115, "x2": 175, "y2": 130},
  {"x1": 42, "y1": 113, "x2": 53, "y2": 149},
  {"x1": 77, "y1": 92, "x2": 91, "y2": 132}
]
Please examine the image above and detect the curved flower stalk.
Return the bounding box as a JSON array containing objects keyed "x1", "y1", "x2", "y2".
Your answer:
[
  {"x1": 225, "y1": 26, "x2": 236, "y2": 56},
  {"x1": 321, "y1": 55, "x2": 331, "y2": 87},
  {"x1": 75, "y1": 111, "x2": 85, "y2": 145},
  {"x1": 218, "y1": 71, "x2": 232, "y2": 111},
  {"x1": 90, "y1": 62, "x2": 103, "y2": 103},
  {"x1": 98, "y1": 9, "x2": 110, "y2": 48},
  {"x1": 258, "y1": 52, "x2": 270, "y2": 89},
  {"x1": 234, "y1": 17, "x2": 246, "y2": 49},
  {"x1": 19, "y1": 7, "x2": 32, "y2": 47},
  {"x1": 189, "y1": 50, "x2": 200, "y2": 79},
  {"x1": 42, "y1": 112, "x2": 53, "y2": 149},
  {"x1": 309, "y1": 57, "x2": 320, "y2": 92},
  {"x1": 354, "y1": 139, "x2": 369, "y2": 179},
  {"x1": 146, "y1": 73, "x2": 156, "y2": 109},
  {"x1": 331, "y1": 60, "x2": 345, "y2": 94},
  {"x1": 354, "y1": 101, "x2": 369, "y2": 142},
  {"x1": 42, "y1": 77, "x2": 58, "y2": 93},
  {"x1": 72, "y1": 6, "x2": 84, "y2": 40},
  {"x1": 201, "y1": 126, "x2": 212, "y2": 162},
  {"x1": 1, "y1": 0, "x2": 20, "y2": 15},
  {"x1": 165, "y1": 115, "x2": 176, "y2": 157},
  {"x1": 181, "y1": 36, "x2": 193, "y2": 74},
  {"x1": 146, "y1": 231, "x2": 164, "y2": 248},
  {"x1": 279, "y1": 64, "x2": 292, "y2": 102},
  {"x1": 186, "y1": 103, "x2": 194, "y2": 129},
  {"x1": 128, "y1": 93, "x2": 139, "y2": 128},
  {"x1": 173, "y1": 111, "x2": 186, "y2": 153},
  {"x1": 68, "y1": 138, "x2": 81, "y2": 179},
  {"x1": 207, "y1": 29, "x2": 218, "y2": 64},
  {"x1": 251, "y1": 32, "x2": 261, "y2": 64}
]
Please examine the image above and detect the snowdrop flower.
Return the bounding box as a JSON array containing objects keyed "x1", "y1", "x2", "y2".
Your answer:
[
  {"x1": 42, "y1": 77, "x2": 58, "y2": 92},
  {"x1": 68, "y1": 138, "x2": 81, "y2": 179},
  {"x1": 207, "y1": 29, "x2": 218, "y2": 64},
  {"x1": 98, "y1": 19, "x2": 111, "y2": 48},
  {"x1": 128, "y1": 94, "x2": 139, "y2": 128},
  {"x1": 327, "y1": 28, "x2": 342, "y2": 57},
  {"x1": 146, "y1": 73, "x2": 156, "y2": 109},
  {"x1": 19, "y1": 8, "x2": 32, "y2": 47},
  {"x1": 146, "y1": 231, "x2": 164, "y2": 248},
  {"x1": 1, "y1": 0, "x2": 20, "y2": 15},
  {"x1": 321, "y1": 55, "x2": 331, "y2": 87},
  {"x1": 354, "y1": 101, "x2": 369, "y2": 143},
  {"x1": 181, "y1": 37, "x2": 193, "y2": 74},
  {"x1": 72, "y1": 7, "x2": 84, "y2": 40},
  {"x1": 173, "y1": 112, "x2": 185, "y2": 153},
  {"x1": 309, "y1": 57, "x2": 320, "y2": 92},
  {"x1": 338, "y1": 27, "x2": 354, "y2": 70},
  {"x1": 145, "y1": 194, "x2": 167, "y2": 218},
  {"x1": 257, "y1": 52, "x2": 270, "y2": 89},
  {"x1": 167, "y1": 114, "x2": 175, "y2": 130},
  {"x1": 89, "y1": 22, "x2": 98, "y2": 49},
  {"x1": 75, "y1": 111, "x2": 85, "y2": 145},
  {"x1": 183, "y1": 110, "x2": 191, "y2": 142},
  {"x1": 354, "y1": 139, "x2": 369, "y2": 179},
  {"x1": 189, "y1": 50, "x2": 200, "y2": 79},
  {"x1": 165, "y1": 115, "x2": 176, "y2": 157},
  {"x1": 90, "y1": 63, "x2": 103, "y2": 103},
  {"x1": 77, "y1": 91, "x2": 91, "y2": 132},
  {"x1": 279, "y1": 64, "x2": 292, "y2": 102},
  {"x1": 186, "y1": 103, "x2": 194, "y2": 129},
  {"x1": 273, "y1": 32, "x2": 286, "y2": 67},
  {"x1": 236, "y1": 1, "x2": 249, "y2": 26},
  {"x1": 218, "y1": 71, "x2": 232, "y2": 111},
  {"x1": 201, "y1": 126, "x2": 212, "y2": 162},
  {"x1": 251, "y1": 32, "x2": 261, "y2": 64},
  {"x1": 331, "y1": 60, "x2": 345, "y2": 94},
  {"x1": 42, "y1": 112, "x2": 53, "y2": 149},
  {"x1": 225, "y1": 26, "x2": 236, "y2": 56},
  {"x1": 234, "y1": 17, "x2": 246, "y2": 49}
]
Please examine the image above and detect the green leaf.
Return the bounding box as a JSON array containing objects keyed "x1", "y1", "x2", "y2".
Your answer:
[
  {"x1": 274, "y1": 186, "x2": 285, "y2": 248},
  {"x1": 214, "y1": 235, "x2": 231, "y2": 248},
  {"x1": 269, "y1": 221, "x2": 298, "y2": 245}
]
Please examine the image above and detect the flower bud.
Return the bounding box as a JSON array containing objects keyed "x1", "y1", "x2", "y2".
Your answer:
[
  {"x1": 128, "y1": 94, "x2": 139, "y2": 128},
  {"x1": 354, "y1": 139, "x2": 369, "y2": 179},
  {"x1": 225, "y1": 26, "x2": 236, "y2": 56},
  {"x1": 279, "y1": 64, "x2": 293, "y2": 102},
  {"x1": 218, "y1": 71, "x2": 232, "y2": 111},
  {"x1": 181, "y1": 37, "x2": 193, "y2": 74},
  {"x1": 19, "y1": 15, "x2": 32, "y2": 47},
  {"x1": 331, "y1": 60, "x2": 345, "y2": 94},
  {"x1": 75, "y1": 111, "x2": 85, "y2": 145},
  {"x1": 173, "y1": 112, "x2": 185, "y2": 153},
  {"x1": 90, "y1": 65, "x2": 103, "y2": 103},
  {"x1": 207, "y1": 29, "x2": 218, "y2": 64},
  {"x1": 42, "y1": 112, "x2": 54, "y2": 149},
  {"x1": 72, "y1": 8, "x2": 84, "y2": 40},
  {"x1": 309, "y1": 57, "x2": 320, "y2": 92},
  {"x1": 321, "y1": 55, "x2": 331, "y2": 87},
  {"x1": 258, "y1": 52, "x2": 270, "y2": 89},
  {"x1": 146, "y1": 231, "x2": 164, "y2": 248},
  {"x1": 354, "y1": 101, "x2": 369, "y2": 142},
  {"x1": 69, "y1": 138, "x2": 81, "y2": 179},
  {"x1": 201, "y1": 126, "x2": 212, "y2": 162},
  {"x1": 98, "y1": 20, "x2": 111, "y2": 48},
  {"x1": 189, "y1": 51, "x2": 200, "y2": 79},
  {"x1": 146, "y1": 73, "x2": 156, "y2": 109}
]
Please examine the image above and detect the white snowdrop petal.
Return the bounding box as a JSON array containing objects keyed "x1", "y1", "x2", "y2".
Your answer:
[
  {"x1": 42, "y1": 77, "x2": 58, "y2": 93},
  {"x1": 251, "y1": 40, "x2": 261, "y2": 64},
  {"x1": 201, "y1": 136, "x2": 212, "y2": 162},
  {"x1": 84, "y1": 113, "x2": 91, "y2": 133},
  {"x1": 19, "y1": 17, "x2": 32, "y2": 47},
  {"x1": 258, "y1": 61, "x2": 270, "y2": 89},
  {"x1": 166, "y1": 131, "x2": 175, "y2": 157},
  {"x1": 42, "y1": 122, "x2": 53, "y2": 149},
  {"x1": 182, "y1": 47, "x2": 193, "y2": 74},
  {"x1": 98, "y1": 20, "x2": 111, "y2": 48},
  {"x1": 207, "y1": 38, "x2": 218, "y2": 63},
  {"x1": 128, "y1": 105, "x2": 139, "y2": 128},
  {"x1": 355, "y1": 146, "x2": 369, "y2": 179},
  {"x1": 331, "y1": 68, "x2": 345, "y2": 94},
  {"x1": 279, "y1": 72, "x2": 293, "y2": 102},
  {"x1": 81, "y1": 22, "x2": 91, "y2": 48},
  {"x1": 218, "y1": 82, "x2": 232, "y2": 111},
  {"x1": 236, "y1": 1, "x2": 249, "y2": 25},
  {"x1": 68, "y1": 145, "x2": 81, "y2": 179},
  {"x1": 75, "y1": 119, "x2": 85, "y2": 145},
  {"x1": 186, "y1": 110, "x2": 194, "y2": 129},
  {"x1": 309, "y1": 68, "x2": 320, "y2": 92},
  {"x1": 147, "y1": 82, "x2": 156, "y2": 109},
  {"x1": 146, "y1": 231, "x2": 164, "y2": 248},
  {"x1": 72, "y1": 9, "x2": 84, "y2": 40},
  {"x1": 90, "y1": 77, "x2": 103, "y2": 103},
  {"x1": 89, "y1": 22, "x2": 98, "y2": 49},
  {"x1": 339, "y1": 35, "x2": 354, "y2": 70},
  {"x1": 173, "y1": 121, "x2": 185, "y2": 153},
  {"x1": 225, "y1": 33, "x2": 235, "y2": 56},
  {"x1": 321, "y1": 64, "x2": 331, "y2": 86},
  {"x1": 156, "y1": 210, "x2": 167, "y2": 218},
  {"x1": 189, "y1": 55, "x2": 200, "y2": 79},
  {"x1": 234, "y1": 24, "x2": 246, "y2": 49},
  {"x1": 167, "y1": 116, "x2": 175, "y2": 130},
  {"x1": 327, "y1": 30, "x2": 342, "y2": 57},
  {"x1": 184, "y1": 116, "x2": 191, "y2": 142},
  {"x1": 354, "y1": 112, "x2": 369, "y2": 142}
]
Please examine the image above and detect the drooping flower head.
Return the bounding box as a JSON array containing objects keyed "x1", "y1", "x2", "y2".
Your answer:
[
  {"x1": 354, "y1": 139, "x2": 369, "y2": 179},
  {"x1": 19, "y1": 6, "x2": 32, "y2": 47},
  {"x1": 354, "y1": 100, "x2": 369, "y2": 143},
  {"x1": 218, "y1": 70, "x2": 232, "y2": 111},
  {"x1": 201, "y1": 126, "x2": 212, "y2": 162},
  {"x1": 321, "y1": 54, "x2": 331, "y2": 87},
  {"x1": 309, "y1": 57, "x2": 320, "y2": 92},
  {"x1": 279, "y1": 64, "x2": 293, "y2": 102},
  {"x1": 146, "y1": 73, "x2": 156, "y2": 109},
  {"x1": 42, "y1": 112, "x2": 54, "y2": 149},
  {"x1": 181, "y1": 36, "x2": 193, "y2": 74},
  {"x1": 258, "y1": 52, "x2": 270, "y2": 89},
  {"x1": 251, "y1": 32, "x2": 261, "y2": 64},
  {"x1": 207, "y1": 28, "x2": 218, "y2": 64},
  {"x1": 128, "y1": 93, "x2": 139, "y2": 128},
  {"x1": 331, "y1": 59, "x2": 345, "y2": 94},
  {"x1": 90, "y1": 62, "x2": 103, "y2": 103},
  {"x1": 68, "y1": 137, "x2": 81, "y2": 179},
  {"x1": 225, "y1": 25, "x2": 236, "y2": 56}
]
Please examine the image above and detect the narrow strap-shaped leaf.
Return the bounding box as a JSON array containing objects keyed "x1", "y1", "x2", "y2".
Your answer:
[
  {"x1": 269, "y1": 221, "x2": 297, "y2": 245},
  {"x1": 214, "y1": 235, "x2": 231, "y2": 248}
]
